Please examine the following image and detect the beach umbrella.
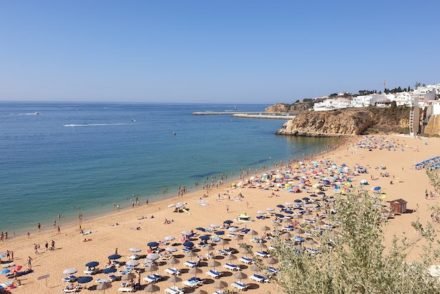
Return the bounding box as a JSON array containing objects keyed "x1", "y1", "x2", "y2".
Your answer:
[
  {"x1": 85, "y1": 261, "x2": 99, "y2": 268},
  {"x1": 166, "y1": 247, "x2": 178, "y2": 253},
  {"x1": 208, "y1": 260, "x2": 220, "y2": 269},
  {"x1": 145, "y1": 283, "x2": 160, "y2": 293},
  {"x1": 126, "y1": 260, "x2": 139, "y2": 267},
  {"x1": 168, "y1": 258, "x2": 179, "y2": 265},
  {"x1": 228, "y1": 227, "x2": 239, "y2": 233},
  {"x1": 145, "y1": 264, "x2": 158, "y2": 273},
  {"x1": 102, "y1": 267, "x2": 116, "y2": 274},
  {"x1": 168, "y1": 275, "x2": 182, "y2": 286},
  {"x1": 219, "y1": 239, "x2": 229, "y2": 248},
  {"x1": 183, "y1": 241, "x2": 194, "y2": 248},
  {"x1": 261, "y1": 226, "x2": 270, "y2": 232},
  {"x1": 199, "y1": 235, "x2": 211, "y2": 241},
  {"x1": 181, "y1": 230, "x2": 191, "y2": 236},
  {"x1": 223, "y1": 220, "x2": 234, "y2": 224},
  {"x1": 96, "y1": 282, "x2": 111, "y2": 292},
  {"x1": 63, "y1": 268, "x2": 78, "y2": 275},
  {"x1": 147, "y1": 242, "x2": 159, "y2": 248},
  {"x1": 186, "y1": 251, "x2": 197, "y2": 260},
  {"x1": 164, "y1": 236, "x2": 175, "y2": 242},
  {"x1": 204, "y1": 244, "x2": 214, "y2": 252},
  {"x1": 121, "y1": 273, "x2": 136, "y2": 281},
  {"x1": 146, "y1": 253, "x2": 160, "y2": 261},
  {"x1": 249, "y1": 230, "x2": 258, "y2": 236},
  {"x1": 234, "y1": 271, "x2": 247, "y2": 282},
  {"x1": 0, "y1": 269, "x2": 10, "y2": 275},
  {"x1": 129, "y1": 248, "x2": 142, "y2": 253},
  {"x1": 267, "y1": 257, "x2": 278, "y2": 265},
  {"x1": 256, "y1": 210, "x2": 265, "y2": 215},
  {"x1": 189, "y1": 267, "x2": 202, "y2": 277},
  {"x1": 250, "y1": 264, "x2": 260, "y2": 272},
  {"x1": 108, "y1": 254, "x2": 121, "y2": 260},
  {"x1": 214, "y1": 230, "x2": 225, "y2": 236},
  {"x1": 215, "y1": 280, "x2": 228, "y2": 290},
  {"x1": 77, "y1": 276, "x2": 93, "y2": 284}
]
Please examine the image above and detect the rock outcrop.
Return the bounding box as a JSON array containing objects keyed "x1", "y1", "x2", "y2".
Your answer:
[
  {"x1": 265, "y1": 100, "x2": 314, "y2": 114},
  {"x1": 277, "y1": 107, "x2": 410, "y2": 137},
  {"x1": 424, "y1": 115, "x2": 440, "y2": 136}
]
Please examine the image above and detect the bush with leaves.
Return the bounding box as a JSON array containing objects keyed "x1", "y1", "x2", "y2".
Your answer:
[{"x1": 270, "y1": 191, "x2": 440, "y2": 294}]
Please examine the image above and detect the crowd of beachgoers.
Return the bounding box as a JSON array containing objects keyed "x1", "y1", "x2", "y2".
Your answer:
[
  {"x1": 0, "y1": 135, "x2": 439, "y2": 294},
  {"x1": 1, "y1": 158, "x2": 394, "y2": 293}
]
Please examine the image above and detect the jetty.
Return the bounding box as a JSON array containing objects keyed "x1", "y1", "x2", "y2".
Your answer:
[{"x1": 192, "y1": 111, "x2": 295, "y2": 120}]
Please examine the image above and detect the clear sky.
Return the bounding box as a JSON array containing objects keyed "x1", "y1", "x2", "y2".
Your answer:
[{"x1": 0, "y1": 0, "x2": 439, "y2": 103}]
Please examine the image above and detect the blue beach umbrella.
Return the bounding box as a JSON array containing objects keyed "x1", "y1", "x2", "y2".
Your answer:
[
  {"x1": 108, "y1": 254, "x2": 121, "y2": 260},
  {"x1": 183, "y1": 241, "x2": 194, "y2": 248},
  {"x1": 102, "y1": 267, "x2": 116, "y2": 274},
  {"x1": 199, "y1": 235, "x2": 210, "y2": 241},
  {"x1": 195, "y1": 227, "x2": 206, "y2": 232},
  {"x1": 214, "y1": 231, "x2": 225, "y2": 236},
  {"x1": 223, "y1": 220, "x2": 233, "y2": 224},
  {"x1": 77, "y1": 276, "x2": 93, "y2": 284},
  {"x1": 372, "y1": 186, "x2": 381, "y2": 192},
  {"x1": 147, "y1": 241, "x2": 159, "y2": 248},
  {"x1": 85, "y1": 261, "x2": 99, "y2": 268},
  {"x1": 0, "y1": 269, "x2": 10, "y2": 275}
]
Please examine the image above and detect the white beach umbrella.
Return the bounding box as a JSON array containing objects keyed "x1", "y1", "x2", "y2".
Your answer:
[
  {"x1": 129, "y1": 248, "x2": 141, "y2": 253},
  {"x1": 164, "y1": 236, "x2": 175, "y2": 242},
  {"x1": 63, "y1": 268, "x2": 77, "y2": 275},
  {"x1": 147, "y1": 253, "x2": 160, "y2": 261},
  {"x1": 126, "y1": 260, "x2": 139, "y2": 267},
  {"x1": 166, "y1": 247, "x2": 178, "y2": 253}
]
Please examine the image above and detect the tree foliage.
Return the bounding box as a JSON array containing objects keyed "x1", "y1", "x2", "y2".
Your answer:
[{"x1": 271, "y1": 191, "x2": 440, "y2": 293}]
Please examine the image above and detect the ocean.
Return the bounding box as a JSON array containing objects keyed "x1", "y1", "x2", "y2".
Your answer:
[{"x1": 0, "y1": 102, "x2": 336, "y2": 233}]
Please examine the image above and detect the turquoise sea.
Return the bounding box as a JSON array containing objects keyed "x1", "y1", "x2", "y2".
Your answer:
[{"x1": 0, "y1": 102, "x2": 336, "y2": 233}]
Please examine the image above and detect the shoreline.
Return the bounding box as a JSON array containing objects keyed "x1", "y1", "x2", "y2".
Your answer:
[
  {"x1": 3, "y1": 137, "x2": 347, "y2": 241},
  {"x1": 2, "y1": 134, "x2": 439, "y2": 293}
]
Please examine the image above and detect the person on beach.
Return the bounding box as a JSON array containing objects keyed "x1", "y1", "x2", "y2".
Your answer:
[
  {"x1": 34, "y1": 244, "x2": 39, "y2": 254},
  {"x1": 57, "y1": 226, "x2": 61, "y2": 234},
  {"x1": 37, "y1": 223, "x2": 41, "y2": 231},
  {"x1": 45, "y1": 241, "x2": 48, "y2": 251},
  {"x1": 27, "y1": 256, "x2": 32, "y2": 270}
]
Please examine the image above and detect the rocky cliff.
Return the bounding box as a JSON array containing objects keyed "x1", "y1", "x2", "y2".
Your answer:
[
  {"x1": 265, "y1": 101, "x2": 314, "y2": 113},
  {"x1": 277, "y1": 107, "x2": 410, "y2": 137},
  {"x1": 424, "y1": 115, "x2": 440, "y2": 136}
]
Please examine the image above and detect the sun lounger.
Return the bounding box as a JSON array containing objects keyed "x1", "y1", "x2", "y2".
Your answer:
[
  {"x1": 63, "y1": 285, "x2": 81, "y2": 293},
  {"x1": 232, "y1": 281, "x2": 248, "y2": 291},
  {"x1": 118, "y1": 282, "x2": 135, "y2": 292},
  {"x1": 250, "y1": 273, "x2": 269, "y2": 283},
  {"x1": 224, "y1": 263, "x2": 240, "y2": 271},
  {"x1": 183, "y1": 276, "x2": 203, "y2": 287},
  {"x1": 184, "y1": 260, "x2": 198, "y2": 268},
  {"x1": 255, "y1": 251, "x2": 269, "y2": 258},
  {"x1": 240, "y1": 256, "x2": 253, "y2": 264},
  {"x1": 165, "y1": 286, "x2": 185, "y2": 294},
  {"x1": 144, "y1": 274, "x2": 162, "y2": 283},
  {"x1": 165, "y1": 268, "x2": 181, "y2": 275},
  {"x1": 267, "y1": 267, "x2": 278, "y2": 276},
  {"x1": 207, "y1": 269, "x2": 221, "y2": 278}
]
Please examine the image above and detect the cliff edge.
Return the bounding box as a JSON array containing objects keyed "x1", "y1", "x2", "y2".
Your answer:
[
  {"x1": 424, "y1": 115, "x2": 440, "y2": 136},
  {"x1": 277, "y1": 107, "x2": 410, "y2": 137}
]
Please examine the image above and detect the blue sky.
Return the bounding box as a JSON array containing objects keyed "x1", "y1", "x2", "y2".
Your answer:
[{"x1": 0, "y1": 1, "x2": 439, "y2": 103}]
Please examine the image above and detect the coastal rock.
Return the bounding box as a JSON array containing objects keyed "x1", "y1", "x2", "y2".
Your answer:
[
  {"x1": 277, "y1": 107, "x2": 410, "y2": 137},
  {"x1": 424, "y1": 115, "x2": 440, "y2": 136},
  {"x1": 265, "y1": 103, "x2": 290, "y2": 113}
]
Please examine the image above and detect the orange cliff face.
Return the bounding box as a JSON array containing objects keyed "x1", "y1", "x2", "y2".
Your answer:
[
  {"x1": 277, "y1": 107, "x2": 410, "y2": 137},
  {"x1": 425, "y1": 115, "x2": 440, "y2": 136}
]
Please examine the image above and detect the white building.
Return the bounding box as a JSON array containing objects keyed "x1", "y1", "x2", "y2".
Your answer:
[
  {"x1": 314, "y1": 98, "x2": 351, "y2": 111},
  {"x1": 351, "y1": 94, "x2": 391, "y2": 108},
  {"x1": 389, "y1": 92, "x2": 414, "y2": 107}
]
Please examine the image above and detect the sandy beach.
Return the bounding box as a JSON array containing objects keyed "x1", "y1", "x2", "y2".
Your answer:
[{"x1": 1, "y1": 134, "x2": 439, "y2": 294}]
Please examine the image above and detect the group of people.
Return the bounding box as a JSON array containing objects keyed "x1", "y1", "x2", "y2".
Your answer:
[
  {"x1": 0, "y1": 231, "x2": 9, "y2": 241},
  {"x1": 33, "y1": 240, "x2": 56, "y2": 254}
]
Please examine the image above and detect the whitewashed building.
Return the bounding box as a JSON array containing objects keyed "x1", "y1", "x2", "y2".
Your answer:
[
  {"x1": 313, "y1": 98, "x2": 351, "y2": 111},
  {"x1": 351, "y1": 94, "x2": 391, "y2": 108}
]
